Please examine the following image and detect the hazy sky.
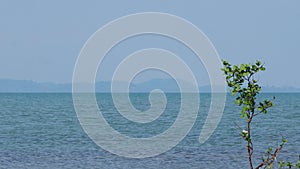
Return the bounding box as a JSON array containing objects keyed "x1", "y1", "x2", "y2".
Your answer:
[{"x1": 1, "y1": 1, "x2": 300, "y2": 87}]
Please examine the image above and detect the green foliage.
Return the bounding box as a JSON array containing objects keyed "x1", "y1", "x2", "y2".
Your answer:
[
  {"x1": 222, "y1": 60, "x2": 299, "y2": 169},
  {"x1": 279, "y1": 160, "x2": 286, "y2": 168},
  {"x1": 279, "y1": 155, "x2": 300, "y2": 169},
  {"x1": 297, "y1": 155, "x2": 300, "y2": 168},
  {"x1": 221, "y1": 60, "x2": 273, "y2": 120}
]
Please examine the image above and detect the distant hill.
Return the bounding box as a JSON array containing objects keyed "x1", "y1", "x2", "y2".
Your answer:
[
  {"x1": 0, "y1": 79, "x2": 71, "y2": 92},
  {"x1": 261, "y1": 86, "x2": 300, "y2": 93},
  {"x1": 0, "y1": 79, "x2": 299, "y2": 93}
]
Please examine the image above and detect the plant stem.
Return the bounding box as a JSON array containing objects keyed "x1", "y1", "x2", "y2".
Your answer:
[{"x1": 248, "y1": 117, "x2": 253, "y2": 169}]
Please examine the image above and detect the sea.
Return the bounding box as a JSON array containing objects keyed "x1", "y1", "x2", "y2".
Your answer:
[{"x1": 0, "y1": 93, "x2": 299, "y2": 169}]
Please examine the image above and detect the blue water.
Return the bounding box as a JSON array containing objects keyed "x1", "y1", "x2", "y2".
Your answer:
[{"x1": 0, "y1": 93, "x2": 299, "y2": 168}]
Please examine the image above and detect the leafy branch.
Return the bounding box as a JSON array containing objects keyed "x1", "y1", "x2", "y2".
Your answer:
[{"x1": 221, "y1": 60, "x2": 299, "y2": 169}]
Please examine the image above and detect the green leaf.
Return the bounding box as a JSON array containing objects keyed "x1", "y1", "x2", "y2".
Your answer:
[
  {"x1": 235, "y1": 99, "x2": 242, "y2": 105},
  {"x1": 256, "y1": 60, "x2": 262, "y2": 66},
  {"x1": 243, "y1": 72, "x2": 250, "y2": 76},
  {"x1": 252, "y1": 65, "x2": 258, "y2": 71},
  {"x1": 278, "y1": 160, "x2": 285, "y2": 167},
  {"x1": 257, "y1": 107, "x2": 263, "y2": 111},
  {"x1": 268, "y1": 147, "x2": 272, "y2": 152},
  {"x1": 287, "y1": 162, "x2": 293, "y2": 167},
  {"x1": 222, "y1": 60, "x2": 228, "y2": 65},
  {"x1": 263, "y1": 109, "x2": 267, "y2": 114},
  {"x1": 233, "y1": 65, "x2": 238, "y2": 71},
  {"x1": 240, "y1": 64, "x2": 245, "y2": 71},
  {"x1": 295, "y1": 160, "x2": 300, "y2": 168}
]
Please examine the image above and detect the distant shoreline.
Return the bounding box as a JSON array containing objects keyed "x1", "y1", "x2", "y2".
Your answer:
[
  {"x1": 1, "y1": 92, "x2": 300, "y2": 94},
  {"x1": 1, "y1": 79, "x2": 300, "y2": 93}
]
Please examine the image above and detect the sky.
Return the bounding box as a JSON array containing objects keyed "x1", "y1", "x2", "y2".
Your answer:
[{"x1": 1, "y1": 1, "x2": 300, "y2": 87}]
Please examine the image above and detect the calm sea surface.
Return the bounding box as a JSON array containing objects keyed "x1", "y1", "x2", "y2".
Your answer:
[{"x1": 0, "y1": 93, "x2": 299, "y2": 169}]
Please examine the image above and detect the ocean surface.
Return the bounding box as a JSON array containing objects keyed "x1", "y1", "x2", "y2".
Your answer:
[{"x1": 0, "y1": 93, "x2": 299, "y2": 169}]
